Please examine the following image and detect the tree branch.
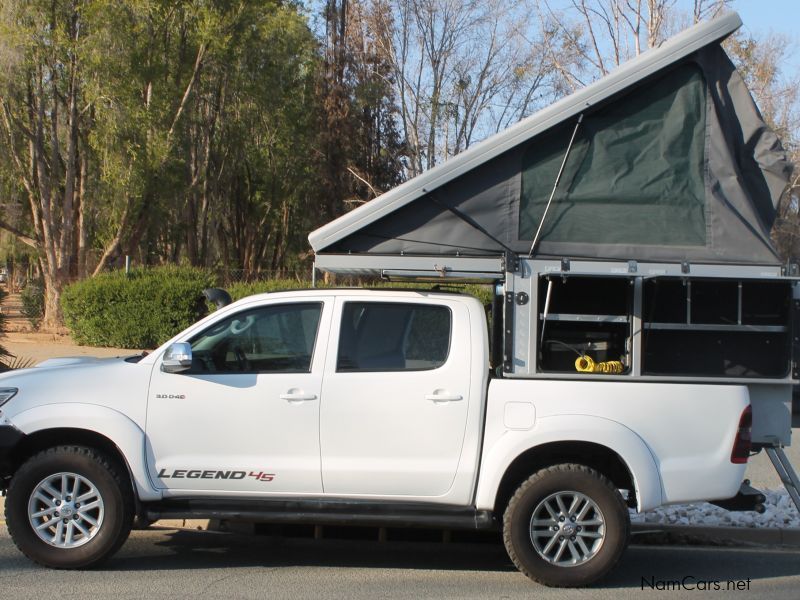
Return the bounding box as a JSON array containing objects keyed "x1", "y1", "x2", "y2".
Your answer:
[
  {"x1": 0, "y1": 217, "x2": 39, "y2": 249},
  {"x1": 167, "y1": 41, "x2": 207, "y2": 142}
]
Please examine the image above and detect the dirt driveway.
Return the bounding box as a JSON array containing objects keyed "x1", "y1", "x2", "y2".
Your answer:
[
  {"x1": 2, "y1": 331, "x2": 140, "y2": 365},
  {"x1": 0, "y1": 286, "x2": 140, "y2": 364}
]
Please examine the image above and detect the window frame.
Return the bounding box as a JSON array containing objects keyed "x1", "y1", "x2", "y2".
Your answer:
[{"x1": 335, "y1": 300, "x2": 453, "y2": 373}]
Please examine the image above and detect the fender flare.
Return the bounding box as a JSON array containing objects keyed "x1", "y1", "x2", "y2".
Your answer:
[
  {"x1": 475, "y1": 414, "x2": 664, "y2": 512},
  {"x1": 9, "y1": 403, "x2": 161, "y2": 501}
]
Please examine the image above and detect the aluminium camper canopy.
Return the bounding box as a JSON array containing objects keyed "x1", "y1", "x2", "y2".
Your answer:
[{"x1": 309, "y1": 12, "x2": 792, "y2": 271}]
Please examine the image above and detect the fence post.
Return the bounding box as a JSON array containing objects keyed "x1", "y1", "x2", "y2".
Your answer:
[{"x1": 125, "y1": 255, "x2": 131, "y2": 275}]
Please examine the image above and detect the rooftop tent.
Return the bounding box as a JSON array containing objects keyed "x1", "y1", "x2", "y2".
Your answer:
[{"x1": 309, "y1": 12, "x2": 792, "y2": 266}]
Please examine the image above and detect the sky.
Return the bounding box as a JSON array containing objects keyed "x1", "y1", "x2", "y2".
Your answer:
[
  {"x1": 734, "y1": 0, "x2": 799, "y2": 71},
  {"x1": 734, "y1": 0, "x2": 798, "y2": 37}
]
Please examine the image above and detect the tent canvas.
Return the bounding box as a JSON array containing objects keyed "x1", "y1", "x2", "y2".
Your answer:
[{"x1": 309, "y1": 12, "x2": 792, "y2": 266}]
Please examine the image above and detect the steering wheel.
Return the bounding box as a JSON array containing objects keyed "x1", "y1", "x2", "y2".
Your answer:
[{"x1": 233, "y1": 346, "x2": 250, "y2": 372}]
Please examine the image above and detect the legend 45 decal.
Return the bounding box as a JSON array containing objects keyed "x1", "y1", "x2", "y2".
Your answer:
[{"x1": 157, "y1": 468, "x2": 275, "y2": 482}]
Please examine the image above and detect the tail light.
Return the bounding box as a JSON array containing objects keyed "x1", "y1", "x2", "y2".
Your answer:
[{"x1": 731, "y1": 405, "x2": 752, "y2": 464}]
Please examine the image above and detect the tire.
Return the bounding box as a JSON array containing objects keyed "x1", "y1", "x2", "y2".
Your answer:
[
  {"x1": 503, "y1": 463, "x2": 630, "y2": 587},
  {"x1": 5, "y1": 445, "x2": 134, "y2": 569}
]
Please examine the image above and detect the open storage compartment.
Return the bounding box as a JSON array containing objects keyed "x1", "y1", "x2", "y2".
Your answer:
[
  {"x1": 537, "y1": 275, "x2": 632, "y2": 373},
  {"x1": 529, "y1": 269, "x2": 794, "y2": 379},
  {"x1": 642, "y1": 278, "x2": 792, "y2": 377}
]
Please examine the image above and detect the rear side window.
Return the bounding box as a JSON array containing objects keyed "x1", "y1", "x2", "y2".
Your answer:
[{"x1": 337, "y1": 302, "x2": 451, "y2": 372}]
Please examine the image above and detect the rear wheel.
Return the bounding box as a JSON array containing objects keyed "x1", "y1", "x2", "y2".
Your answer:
[
  {"x1": 503, "y1": 463, "x2": 630, "y2": 587},
  {"x1": 5, "y1": 446, "x2": 134, "y2": 569}
]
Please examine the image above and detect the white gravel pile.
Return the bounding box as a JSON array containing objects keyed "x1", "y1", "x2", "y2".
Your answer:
[{"x1": 631, "y1": 488, "x2": 800, "y2": 529}]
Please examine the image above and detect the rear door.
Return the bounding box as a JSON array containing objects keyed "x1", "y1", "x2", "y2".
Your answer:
[{"x1": 320, "y1": 296, "x2": 471, "y2": 497}]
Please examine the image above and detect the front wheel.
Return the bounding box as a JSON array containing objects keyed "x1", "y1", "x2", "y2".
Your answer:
[
  {"x1": 5, "y1": 445, "x2": 134, "y2": 569},
  {"x1": 503, "y1": 463, "x2": 630, "y2": 587}
]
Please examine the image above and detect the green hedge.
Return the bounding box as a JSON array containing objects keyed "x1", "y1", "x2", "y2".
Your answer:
[
  {"x1": 227, "y1": 279, "x2": 492, "y2": 304},
  {"x1": 62, "y1": 269, "x2": 494, "y2": 349},
  {"x1": 61, "y1": 267, "x2": 216, "y2": 348},
  {"x1": 226, "y1": 279, "x2": 313, "y2": 301}
]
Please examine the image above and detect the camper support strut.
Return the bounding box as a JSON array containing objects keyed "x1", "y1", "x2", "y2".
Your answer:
[
  {"x1": 765, "y1": 446, "x2": 800, "y2": 514},
  {"x1": 528, "y1": 113, "x2": 584, "y2": 257}
]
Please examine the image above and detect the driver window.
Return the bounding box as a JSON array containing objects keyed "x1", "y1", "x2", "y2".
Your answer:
[{"x1": 188, "y1": 303, "x2": 322, "y2": 374}]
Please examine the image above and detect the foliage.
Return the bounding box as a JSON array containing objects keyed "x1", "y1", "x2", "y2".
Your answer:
[
  {"x1": 225, "y1": 278, "x2": 492, "y2": 305},
  {"x1": 20, "y1": 282, "x2": 45, "y2": 330},
  {"x1": 60, "y1": 268, "x2": 491, "y2": 347},
  {"x1": 0, "y1": 355, "x2": 35, "y2": 371},
  {"x1": 0, "y1": 0, "x2": 396, "y2": 328},
  {"x1": 61, "y1": 267, "x2": 216, "y2": 348},
  {"x1": 0, "y1": 285, "x2": 35, "y2": 370},
  {"x1": 227, "y1": 279, "x2": 315, "y2": 302}
]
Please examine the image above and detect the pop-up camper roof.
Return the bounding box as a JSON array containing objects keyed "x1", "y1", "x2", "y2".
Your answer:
[{"x1": 309, "y1": 12, "x2": 792, "y2": 271}]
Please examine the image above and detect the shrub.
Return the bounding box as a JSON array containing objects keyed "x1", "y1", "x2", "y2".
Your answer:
[
  {"x1": 61, "y1": 266, "x2": 216, "y2": 348},
  {"x1": 225, "y1": 278, "x2": 492, "y2": 304},
  {"x1": 226, "y1": 279, "x2": 314, "y2": 302},
  {"x1": 20, "y1": 281, "x2": 45, "y2": 330},
  {"x1": 366, "y1": 281, "x2": 493, "y2": 305}
]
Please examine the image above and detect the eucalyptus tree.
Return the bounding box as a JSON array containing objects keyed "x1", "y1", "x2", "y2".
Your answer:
[
  {"x1": 0, "y1": 0, "x2": 328, "y2": 325},
  {"x1": 0, "y1": 0, "x2": 97, "y2": 327}
]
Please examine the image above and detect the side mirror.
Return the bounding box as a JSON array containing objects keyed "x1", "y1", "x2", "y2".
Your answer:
[{"x1": 161, "y1": 342, "x2": 193, "y2": 373}]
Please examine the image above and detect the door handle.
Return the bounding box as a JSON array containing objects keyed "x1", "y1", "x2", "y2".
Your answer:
[
  {"x1": 280, "y1": 391, "x2": 318, "y2": 402},
  {"x1": 425, "y1": 392, "x2": 463, "y2": 403}
]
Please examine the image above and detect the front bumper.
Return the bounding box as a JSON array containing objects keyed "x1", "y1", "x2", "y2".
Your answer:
[{"x1": 0, "y1": 424, "x2": 25, "y2": 487}]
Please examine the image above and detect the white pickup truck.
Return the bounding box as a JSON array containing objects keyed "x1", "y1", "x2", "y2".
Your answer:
[{"x1": 0, "y1": 288, "x2": 753, "y2": 587}]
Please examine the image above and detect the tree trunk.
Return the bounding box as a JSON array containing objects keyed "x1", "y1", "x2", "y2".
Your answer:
[
  {"x1": 41, "y1": 273, "x2": 65, "y2": 331},
  {"x1": 77, "y1": 149, "x2": 89, "y2": 277}
]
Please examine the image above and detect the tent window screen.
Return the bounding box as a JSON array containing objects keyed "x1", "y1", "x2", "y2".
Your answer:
[{"x1": 519, "y1": 64, "x2": 707, "y2": 246}]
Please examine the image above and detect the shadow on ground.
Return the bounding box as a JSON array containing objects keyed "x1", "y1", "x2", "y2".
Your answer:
[{"x1": 100, "y1": 527, "x2": 800, "y2": 589}]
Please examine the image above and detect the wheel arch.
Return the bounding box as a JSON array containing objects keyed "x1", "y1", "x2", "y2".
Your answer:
[
  {"x1": 476, "y1": 414, "x2": 664, "y2": 514},
  {"x1": 491, "y1": 441, "x2": 636, "y2": 518},
  {"x1": 8, "y1": 404, "x2": 160, "y2": 502},
  {"x1": 10, "y1": 428, "x2": 131, "y2": 484}
]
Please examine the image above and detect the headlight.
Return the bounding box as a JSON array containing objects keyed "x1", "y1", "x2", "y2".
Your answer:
[{"x1": 0, "y1": 387, "x2": 18, "y2": 407}]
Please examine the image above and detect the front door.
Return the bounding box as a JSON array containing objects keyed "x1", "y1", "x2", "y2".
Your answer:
[
  {"x1": 146, "y1": 298, "x2": 332, "y2": 495},
  {"x1": 320, "y1": 297, "x2": 471, "y2": 498}
]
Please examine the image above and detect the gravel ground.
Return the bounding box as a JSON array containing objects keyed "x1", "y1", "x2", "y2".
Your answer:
[{"x1": 633, "y1": 489, "x2": 799, "y2": 529}]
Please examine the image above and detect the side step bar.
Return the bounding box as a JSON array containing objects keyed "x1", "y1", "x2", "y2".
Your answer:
[
  {"x1": 765, "y1": 446, "x2": 800, "y2": 514},
  {"x1": 145, "y1": 499, "x2": 496, "y2": 531}
]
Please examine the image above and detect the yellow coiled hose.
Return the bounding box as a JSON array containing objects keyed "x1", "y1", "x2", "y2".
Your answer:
[{"x1": 574, "y1": 355, "x2": 624, "y2": 374}]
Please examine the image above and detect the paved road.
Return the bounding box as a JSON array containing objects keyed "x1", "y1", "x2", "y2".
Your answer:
[{"x1": 1, "y1": 525, "x2": 798, "y2": 599}]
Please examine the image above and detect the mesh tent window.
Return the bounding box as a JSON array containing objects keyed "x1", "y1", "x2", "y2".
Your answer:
[{"x1": 519, "y1": 64, "x2": 708, "y2": 246}]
